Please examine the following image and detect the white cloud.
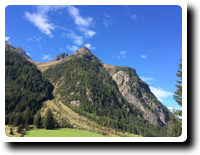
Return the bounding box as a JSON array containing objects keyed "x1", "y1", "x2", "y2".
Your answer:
[
  {"x1": 140, "y1": 76, "x2": 155, "y2": 84},
  {"x1": 27, "y1": 46, "x2": 33, "y2": 50},
  {"x1": 117, "y1": 56, "x2": 120, "y2": 59},
  {"x1": 24, "y1": 5, "x2": 68, "y2": 37},
  {"x1": 59, "y1": 48, "x2": 64, "y2": 51},
  {"x1": 120, "y1": 51, "x2": 126, "y2": 55},
  {"x1": 66, "y1": 5, "x2": 96, "y2": 38},
  {"x1": 104, "y1": 12, "x2": 111, "y2": 18},
  {"x1": 122, "y1": 56, "x2": 126, "y2": 59},
  {"x1": 42, "y1": 55, "x2": 52, "y2": 60},
  {"x1": 24, "y1": 12, "x2": 55, "y2": 37},
  {"x1": 103, "y1": 18, "x2": 112, "y2": 27},
  {"x1": 5, "y1": 36, "x2": 10, "y2": 41},
  {"x1": 141, "y1": 55, "x2": 147, "y2": 59},
  {"x1": 167, "y1": 107, "x2": 182, "y2": 111},
  {"x1": 140, "y1": 77, "x2": 155, "y2": 82},
  {"x1": 27, "y1": 36, "x2": 42, "y2": 42},
  {"x1": 62, "y1": 30, "x2": 83, "y2": 45},
  {"x1": 84, "y1": 43, "x2": 95, "y2": 50},
  {"x1": 26, "y1": 52, "x2": 30, "y2": 56},
  {"x1": 149, "y1": 86, "x2": 173, "y2": 102},
  {"x1": 66, "y1": 45, "x2": 79, "y2": 51},
  {"x1": 84, "y1": 43, "x2": 91, "y2": 49},
  {"x1": 131, "y1": 14, "x2": 137, "y2": 20}
]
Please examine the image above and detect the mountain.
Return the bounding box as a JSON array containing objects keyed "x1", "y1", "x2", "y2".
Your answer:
[
  {"x1": 42, "y1": 47, "x2": 170, "y2": 136},
  {"x1": 5, "y1": 44, "x2": 171, "y2": 137},
  {"x1": 105, "y1": 66, "x2": 171, "y2": 126},
  {"x1": 5, "y1": 41, "x2": 32, "y2": 60},
  {"x1": 50, "y1": 53, "x2": 68, "y2": 62},
  {"x1": 5, "y1": 47, "x2": 54, "y2": 126}
]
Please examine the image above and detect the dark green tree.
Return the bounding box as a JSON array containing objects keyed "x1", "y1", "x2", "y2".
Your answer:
[
  {"x1": 43, "y1": 108, "x2": 55, "y2": 129},
  {"x1": 10, "y1": 127, "x2": 13, "y2": 135},
  {"x1": 17, "y1": 123, "x2": 24, "y2": 133},
  {"x1": 169, "y1": 59, "x2": 182, "y2": 137},
  {"x1": 33, "y1": 110, "x2": 42, "y2": 128},
  {"x1": 173, "y1": 59, "x2": 182, "y2": 116}
]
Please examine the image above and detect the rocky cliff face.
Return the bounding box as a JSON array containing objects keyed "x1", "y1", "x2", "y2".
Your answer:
[
  {"x1": 106, "y1": 66, "x2": 171, "y2": 127},
  {"x1": 5, "y1": 41, "x2": 31, "y2": 60},
  {"x1": 50, "y1": 53, "x2": 68, "y2": 62}
]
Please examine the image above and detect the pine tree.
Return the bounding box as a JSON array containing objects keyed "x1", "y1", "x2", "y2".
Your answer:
[
  {"x1": 33, "y1": 110, "x2": 42, "y2": 128},
  {"x1": 43, "y1": 108, "x2": 55, "y2": 129},
  {"x1": 17, "y1": 123, "x2": 24, "y2": 133},
  {"x1": 168, "y1": 59, "x2": 182, "y2": 137}
]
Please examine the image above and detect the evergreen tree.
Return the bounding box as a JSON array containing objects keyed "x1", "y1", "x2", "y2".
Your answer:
[
  {"x1": 173, "y1": 59, "x2": 182, "y2": 116},
  {"x1": 33, "y1": 110, "x2": 42, "y2": 128},
  {"x1": 169, "y1": 59, "x2": 182, "y2": 137},
  {"x1": 10, "y1": 127, "x2": 13, "y2": 135},
  {"x1": 17, "y1": 123, "x2": 24, "y2": 133},
  {"x1": 43, "y1": 108, "x2": 55, "y2": 129}
]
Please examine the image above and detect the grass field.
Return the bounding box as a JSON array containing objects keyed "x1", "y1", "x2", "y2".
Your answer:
[{"x1": 23, "y1": 128, "x2": 107, "y2": 137}]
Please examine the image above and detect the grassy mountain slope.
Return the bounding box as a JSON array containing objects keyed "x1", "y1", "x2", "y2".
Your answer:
[
  {"x1": 5, "y1": 47, "x2": 54, "y2": 125},
  {"x1": 43, "y1": 52, "x2": 168, "y2": 137}
]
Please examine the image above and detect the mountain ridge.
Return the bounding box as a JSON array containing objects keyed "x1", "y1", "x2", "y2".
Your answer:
[{"x1": 5, "y1": 43, "x2": 171, "y2": 136}]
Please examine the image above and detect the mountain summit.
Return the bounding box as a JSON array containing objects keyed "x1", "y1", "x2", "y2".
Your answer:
[
  {"x1": 5, "y1": 41, "x2": 32, "y2": 60},
  {"x1": 50, "y1": 53, "x2": 68, "y2": 62}
]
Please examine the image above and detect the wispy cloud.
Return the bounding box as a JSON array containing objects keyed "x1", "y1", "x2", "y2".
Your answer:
[
  {"x1": 120, "y1": 51, "x2": 126, "y2": 55},
  {"x1": 141, "y1": 77, "x2": 155, "y2": 82},
  {"x1": 141, "y1": 55, "x2": 147, "y2": 59},
  {"x1": 24, "y1": 12, "x2": 55, "y2": 37},
  {"x1": 103, "y1": 18, "x2": 112, "y2": 27},
  {"x1": 131, "y1": 14, "x2": 137, "y2": 20},
  {"x1": 66, "y1": 45, "x2": 79, "y2": 51},
  {"x1": 66, "y1": 5, "x2": 96, "y2": 38},
  {"x1": 5, "y1": 36, "x2": 10, "y2": 41},
  {"x1": 62, "y1": 30, "x2": 83, "y2": 45},
  {"x1": 117, "y1": 56, "x2": 120, "y2": 59},
  {"x1": 26, "y1": 36, "x2": 42, "y2": 42},
  {"x1": 42, "y1": 55, "x2": 52, "y2": 60},
  {"x1": 59, "y1": 48, "x2": 64, "y2": 51},
  {"x1": 27, "y1": 46, "x2": 33, "y2": 50},
  {"x1": 24, "y1": 5, "x2": 67, "y2": 37},
  {"x1": 149, "y1": 86, "x2": 173, "y2": 102},
  {"x1": 104, "y1": 12, "x2": 111, "y2": 18}
]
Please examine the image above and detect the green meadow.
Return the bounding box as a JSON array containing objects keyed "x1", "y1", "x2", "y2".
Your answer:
[{"x1": 23, "y1": 129, "x2": 107, "y2": 137}]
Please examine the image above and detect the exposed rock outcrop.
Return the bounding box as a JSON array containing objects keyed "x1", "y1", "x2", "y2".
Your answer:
[
  {"x1": 50, "y1": 53, "x2": 68, "y2": 62},
  {"x1": 106, "y1": 66, "x2": 171, "y2": 127},
  {"x1": 5, "y1": 41, "x2": 32, "y2": 60}
]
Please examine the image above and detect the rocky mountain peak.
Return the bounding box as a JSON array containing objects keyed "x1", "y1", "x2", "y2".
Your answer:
[
  {"x1": 50, "y1": 53, "x2": 68, "y2": 62},
  {"x1": 5, "y1": 41, "x2": 31, "y2": 60},
  {"x1": 78, "y1": 46, "x2": 90, "y2": 53}
]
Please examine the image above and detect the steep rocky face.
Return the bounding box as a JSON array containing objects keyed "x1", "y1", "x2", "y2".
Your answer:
[
  {"x1": 5, "y1": 41, "x2": 31, "y2": 60},
  {"x1": 50, "y1": 53, "x2": 68, "y2": 62},
  {"x1": 106, "y1": 66, "x2": 171, "y2": 127}
]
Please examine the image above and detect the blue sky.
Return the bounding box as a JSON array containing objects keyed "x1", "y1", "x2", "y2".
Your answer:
[{"x1": 5, "y1": 5, "x2": 182, "y2": 111}]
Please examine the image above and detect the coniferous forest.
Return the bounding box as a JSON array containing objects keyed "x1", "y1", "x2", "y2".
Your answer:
[{"x1": 5, "y1": 47, "x2": 54, "y2": 126}]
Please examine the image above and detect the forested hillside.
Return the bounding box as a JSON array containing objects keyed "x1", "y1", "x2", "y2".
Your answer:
[
  {"x1": 43, "y1": 53, "x2": 168, "y2": 136},
  {"x1": 5, "y1": 47, "x2": 54, "y2": 126}
]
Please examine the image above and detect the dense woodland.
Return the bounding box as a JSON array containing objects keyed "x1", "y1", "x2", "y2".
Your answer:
[
  {"x1": 5, "y1": 47, "x2": 54, "y2": 126},
  {"x1": 43, "y1": 53, "x2": 168, "y2": 136}
]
